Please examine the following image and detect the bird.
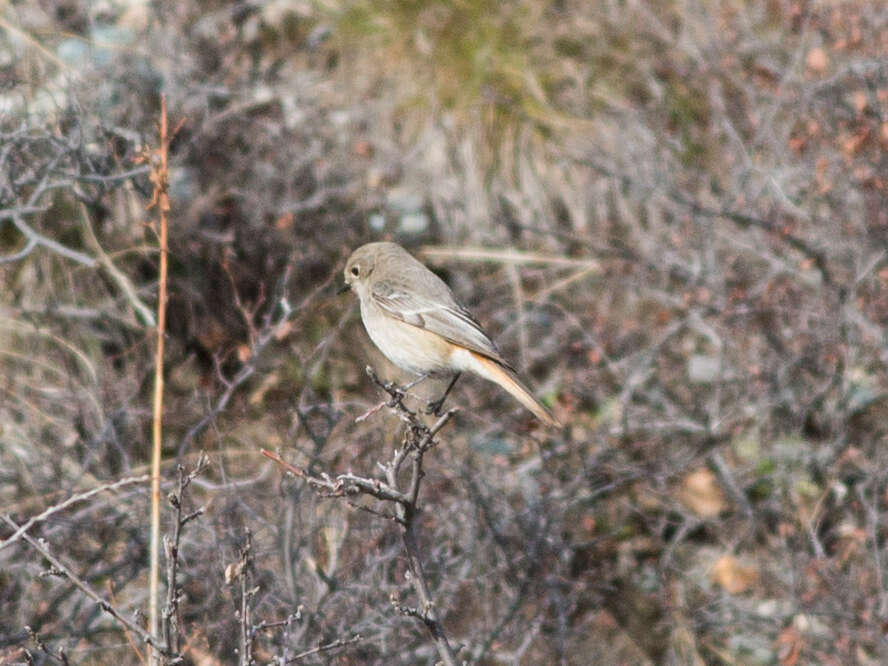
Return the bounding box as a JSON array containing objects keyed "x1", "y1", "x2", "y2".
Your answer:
[{"x1": 342, "y1": 241, "x2": 560, "y2": 427}]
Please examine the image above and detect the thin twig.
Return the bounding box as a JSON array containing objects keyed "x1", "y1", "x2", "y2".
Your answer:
[
  {"x1": 78, "y1": 202, "x2": 156, "y2": 327},
  {"x1": 260, "y1": 450, "x2": 413, "y2": 509},
  {"x1": 2, "y1": 515, "x2": 166, "y2": 654},
  {"x1": 26, "y1": 625, "x2": 71, "y2": 665},
  {"x1": 285, "y1": 635, "x2": 362, "y2": 663},
  {"x1": 234, "y1": 529, "x2": 256, "y2": 666},
  {"x1": 0, "y1": 475, "x2": 149, "y2": 551},
  {"x1": 163, "y1": 454, "x2": 209, "y2": 655},
  {"x1": 7, "y1": 211, "x2": 97, "y2": 266},
  {"x1": 176, "y1": 262, "x2": 334, "y2": 457},
  {"x1": 266, "y1": 370, "x2": 460, "y2": 666}
]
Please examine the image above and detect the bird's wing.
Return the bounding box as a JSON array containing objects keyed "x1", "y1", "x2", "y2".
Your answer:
[{"x1": 371, "y1": 280, "x2": 507, "y2": 363}]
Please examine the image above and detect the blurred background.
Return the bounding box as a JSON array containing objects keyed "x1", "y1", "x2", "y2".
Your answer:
[{"x1": 1, "y1": 0, "x2": 886, "y2": 663}]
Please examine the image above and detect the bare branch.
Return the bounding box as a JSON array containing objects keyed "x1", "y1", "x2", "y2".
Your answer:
[
  {"x1": 267, "y1": 369, "x2": 461, "y2": 666},
  {"x1": 1, "y1": 515, "x2": 167, "y2": 655},
  {"x1": 162, "y1": 454, "x2": 209, "y2": 655},
  {"x1": 284, "y1": 635, "x2": 363, "y2": 664},
  {"x1": 0, "y1": 475, "x2": 150, "y2": 551},
  {"x1": 7, "y1": 211, "x2": 97, "y2": 267},
  {"x1": 78, "y1": 202, "x2": 156, "y2": 327}
]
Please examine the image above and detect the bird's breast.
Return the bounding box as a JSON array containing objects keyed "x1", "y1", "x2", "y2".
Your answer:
[{"x1": 360, "y1": 300, "x2": 455, "y2": 376}]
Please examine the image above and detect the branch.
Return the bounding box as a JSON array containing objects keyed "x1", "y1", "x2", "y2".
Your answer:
[
  {"x1": 265, "y1": 369, "x2": 460, "y2": 666},
  {"x1": 1, "y1": 515, "x2": 167, "y2": 654},
  {"x1": 78, "y1": 202, "x2": 156, "y2": 327},
  {"x1": 6, "y1": 211, "x2": 97, "y2": 266},
  {"x1": 0, "y1": 475, "x2": 150, "y2": 551},
  {"x1": 0, "y1": 235, "x2": 37, "y2": 264},
  {"x1": 223, "y1": 528, "x2": 257, "y2": 665},
  {"x1": 162, "y1": 454, "x2": 209, "y2": 655},
  {"x1": 285, "y1": 635, "x2": 363, "y2": 664},
  {"x1": 260, "y1": 450, "x2": 412, "y2": 508},
  {"x1": 176, "y1": 260, "x2": 339, "y2": 457}
]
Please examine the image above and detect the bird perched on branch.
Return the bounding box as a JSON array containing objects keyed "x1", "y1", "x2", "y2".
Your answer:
[{"x1": 342, "y1": 242, "x2": 560, "y2": 428}]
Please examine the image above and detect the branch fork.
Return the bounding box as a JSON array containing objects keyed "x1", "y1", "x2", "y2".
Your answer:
[{"x1": 262, "y1": 367, "x2": 462, "y2": 665}]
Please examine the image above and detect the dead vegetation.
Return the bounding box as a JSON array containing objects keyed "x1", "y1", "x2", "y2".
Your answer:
[{"x1": 1, "y1": 0, "x2": 887, "y2": 663}]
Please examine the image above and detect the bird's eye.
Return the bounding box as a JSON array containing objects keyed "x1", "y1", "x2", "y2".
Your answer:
[{"x1": 350, "y1": 266, "x2": 360, "y2": 276}]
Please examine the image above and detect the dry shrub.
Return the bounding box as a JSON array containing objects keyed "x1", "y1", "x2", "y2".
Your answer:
[{"x1": 1, "y1": 0, "x2": 886, "y2": 663}]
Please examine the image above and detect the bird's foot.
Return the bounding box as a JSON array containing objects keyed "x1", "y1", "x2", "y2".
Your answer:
[
  {"x1": 383, "y1": 382, "x2": 405, "y2": 404},
  {"x1": 424, "y1": 397, "x2": 446, "y2": 416}
]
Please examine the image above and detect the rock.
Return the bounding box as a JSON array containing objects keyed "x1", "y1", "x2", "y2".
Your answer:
[
  {"x1": 368, "y1": 213, "x2": 386, "y2": 232},
  {"x1": 386, "y1": 185, "x2": 424, "y2": 214},
  {"x1": 397, "y1": 212, "x2": 429, "y2": 234},
  {"x1": 727, "y1": 634, "x2": 775, "y2": 665},
  {"x1": 687, "y1": 354, "x2": 720, "y2": 383},
  {"x1": 57, "y1": 39, "x2": 90, "y2": 67},
  {"x1": 90, "y1": 24, "x2": 137, "y2": 66}
]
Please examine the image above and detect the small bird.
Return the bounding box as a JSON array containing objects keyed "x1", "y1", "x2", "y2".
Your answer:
[{"x1": 343, "y1": 242, "x2": 560, "y2": 427}]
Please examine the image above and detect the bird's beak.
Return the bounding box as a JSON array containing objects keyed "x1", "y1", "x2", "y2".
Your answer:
[{"x1": 337, "y1": 282, "x2": 350, "y2": 295}]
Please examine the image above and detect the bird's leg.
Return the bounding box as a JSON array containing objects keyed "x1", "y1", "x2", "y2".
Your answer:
[
  {"x1": 425, "y1": 373, "x2": 461, "y2": 416},
  {"x1": 402, "y1": 374, "x2": 430, "y2": 391},
  {"x1": 381, "y1": 373, "x2": 428, "y2": 404}
]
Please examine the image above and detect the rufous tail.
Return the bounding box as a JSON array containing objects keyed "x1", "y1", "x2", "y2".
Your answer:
[{"x1": 469, "y1": 352, "x2": 561, "y2": 428}]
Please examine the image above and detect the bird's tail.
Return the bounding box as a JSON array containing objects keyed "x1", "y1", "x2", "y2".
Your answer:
[{"x1": 468, "y1": 351, "x2": 561, "y2": 428}]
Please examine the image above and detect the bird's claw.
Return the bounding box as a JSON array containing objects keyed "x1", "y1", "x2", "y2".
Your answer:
[{"x1": 424, "y1": 398, "x2": 445, "y2": 416}]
